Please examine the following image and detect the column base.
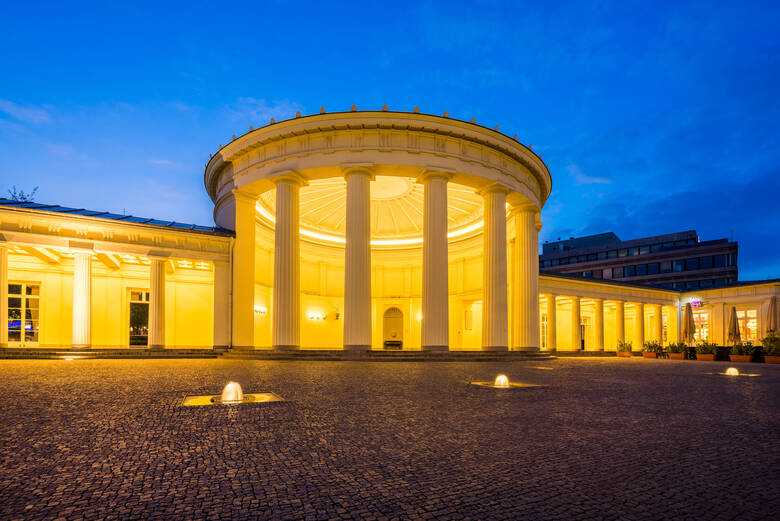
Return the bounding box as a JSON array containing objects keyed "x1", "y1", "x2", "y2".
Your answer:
[
  {"x1": 212, "y1": 345, "x2": 230, "y2": 352},
  {"x1": 72, "y1": 344, "x2": 91, "y2": 349},
  {"x1": 481, "y1": 346, "x2": 508, "y2": 352},
  {"x1": 230, "y1": 345, "x2": 256, "y2": 351},
  {"x1": 274, "y1": 345, "x2": 300, "y2": 351},
  {"x1": 149, "y1": 344, "x2": 165, "y2": 350},
  {"x1": 510, "y1": 346, "x2": 540, "y2": 352},
  {"x1": 422, "y1": 345, "x2": 449, "y2": 352},
  {"x1": 343, "y1": 344, "x2": 371, "y2": 351}
]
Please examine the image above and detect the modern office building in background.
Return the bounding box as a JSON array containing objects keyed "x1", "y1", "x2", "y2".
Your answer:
[{"x1": 539, "y1": 230, "x2": 738, "y2": 290}]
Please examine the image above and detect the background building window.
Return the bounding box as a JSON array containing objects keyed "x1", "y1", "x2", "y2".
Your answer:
[
  {"x1": 647, "y1": 263, "x2": 659, "y2": 275},
  {"x1": 736, "y1": 309, "x2": 759, "y2": 342},
  {"x1": 686, "y1": 258, "x2": 699, "y2": 271},
  {"x1": 693, "y1": 311, "x2": 709, "y2": 341}
]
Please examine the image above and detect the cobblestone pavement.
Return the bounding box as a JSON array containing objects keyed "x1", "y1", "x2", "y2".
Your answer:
[{"x1": 0, "y1": 358, "x2": 778, "y2": 520}]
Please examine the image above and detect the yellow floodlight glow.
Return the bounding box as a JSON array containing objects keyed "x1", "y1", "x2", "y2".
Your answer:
[
  {"x1": 494, "y1": 374, "x2": 510, "y2": 388},
  {"x1": 725, "y1": 367, "x2": 739, "y2": 376},
  {"x1": 256, "y1": 202, "x2": 485, "y2": 246}
]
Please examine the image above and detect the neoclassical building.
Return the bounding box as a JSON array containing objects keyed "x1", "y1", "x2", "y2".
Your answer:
[{"x1": 1, "y1": 109, "x2": 777, "y2": 351}]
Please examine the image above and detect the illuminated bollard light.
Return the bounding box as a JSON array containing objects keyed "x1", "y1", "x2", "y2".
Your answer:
[{"x1": 725, "y1": 367, "x2": 739, "y2": 376}]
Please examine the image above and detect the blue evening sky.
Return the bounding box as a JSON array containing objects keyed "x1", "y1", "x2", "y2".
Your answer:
[{"x1": 1, "y1": 1, "x2": 778, "y2": 280}]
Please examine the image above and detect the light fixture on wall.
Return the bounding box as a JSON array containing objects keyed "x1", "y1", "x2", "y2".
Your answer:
[
  {"x1": 254, "y1": 306, "x2": 267, "y2": 315},
  {"x1": 307, "y1": 312, "x2": 325, "y2": 321}
]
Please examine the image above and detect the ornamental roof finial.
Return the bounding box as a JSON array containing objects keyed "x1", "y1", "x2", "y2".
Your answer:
[
  {"x1": 382, "y1": 104, "x2": 388, "y2": 111},
  {"x1": 443, "y1": 111, "x2": 449, "y2": 118},
  {"x1": 319, "y1": 106, "x2": 326, "y2": 114},
  {"x1": 295, "y1": 111, "x2": 301, "y2": 117},
  {"x1": 350, "y1": 104, "x2": 356, "y2": 111},
  {"x1": 413, "y1": 106, "x2": 420, "y2": 113}
]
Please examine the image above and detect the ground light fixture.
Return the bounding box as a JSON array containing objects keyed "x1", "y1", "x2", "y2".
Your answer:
[
  {"x1": 181, "y1": 381, "x2": 285, "y2": 406},
  {"x1": 706, "y1": 367, "x2": 760, "y2": 377},
  {"x1": 470, "y1": 374, "x2": 544, "y2": 389}
]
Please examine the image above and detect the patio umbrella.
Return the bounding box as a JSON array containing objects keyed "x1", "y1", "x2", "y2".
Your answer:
[
  {"x1": 726, "y1": 306, "x2": 740, "y2": 345},
  {"x1": 768, "y1": 296, "x2": 778, "y2": 333},
  {"x1": 682, "y1": 303, "x2": 696, "y2": 345}
]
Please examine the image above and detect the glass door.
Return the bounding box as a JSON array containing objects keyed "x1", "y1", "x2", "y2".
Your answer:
[
  {"x1": 8, "y1": 283, "x2": 40, "y2": 346},
  {"x1": 129, "y1": 290, "x2": 150, "y2": 346}
]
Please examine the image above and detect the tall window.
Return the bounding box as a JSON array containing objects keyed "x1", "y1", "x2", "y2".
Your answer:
[
  {"x1": 129, "y1": 290, "x2": 150, "y2": 346},
  {"x1": 693, "y1": 311, "x2": 709, "y2": 341},
  {"x1": 540, "y1": 314, "x2": 547, "y2": 349},
  {"x1": 736, "y1": 309, "x2": 759, "y2": 342},
  {"x1": 662, "y1": 315, "x2": 668, "y2": 344},
  {"x1": 8, "y1": 283, "x2": 40, "y2": 345}
]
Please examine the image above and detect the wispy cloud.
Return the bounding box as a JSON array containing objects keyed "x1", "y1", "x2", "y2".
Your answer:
[
  {"x1": 0, "y1": 99, "x2": 52, "y2": 124},
  {"x1": 148, "y1": 158, "x2": 181, "y2": 167},
  {"x1": 566, "y1": 163, "x2": 611, "y2": 185},
  {"x1": 226, "y1": 97, "x2": 304, "y2": 124},
  {"x1": 45, "y1": 143, "x2": 98, "y2": 166}
]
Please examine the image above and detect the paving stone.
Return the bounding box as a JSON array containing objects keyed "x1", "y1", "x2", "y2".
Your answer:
[{"x1": 0, "y1": 358, "x2": 777, "y2": 520}]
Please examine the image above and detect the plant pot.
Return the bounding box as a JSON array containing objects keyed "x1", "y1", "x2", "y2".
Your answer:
[
  {"x1": 642, "y1": 352, "x2": 657, "y2": 359},
  {"x1": 668, "y1": 353, "x2": 684, "y2": 360},
  {"x1": 697, "y1": 354, "x2": 715, "y2": 361},
  {"x1": 765, "y1": 355, "x2": 780, "y2": 364},
  {"x1": 617, "y1": 351, "x2": 632, "y2": 358},
  {"x1": 729, "y1": 355, "x2": 751, "y2": 363}
]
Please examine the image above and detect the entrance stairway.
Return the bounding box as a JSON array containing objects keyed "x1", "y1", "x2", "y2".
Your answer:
[
  {"x1": 220, "y1": 349, "x2": 556, "y2": 362},
  {"x1": 0, "y1": 348, "x2": 220, "y2": 359}
]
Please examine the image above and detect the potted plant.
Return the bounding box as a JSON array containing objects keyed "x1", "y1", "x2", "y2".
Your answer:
[
  {"x1": 667, "y1": 342, "x2": 686, "y2": 360},
  {"x1": 695, "y1": 341, "x2": 718, "y2": 361},
  {"x1": 616, "y1": 339, "x2": 633, "y2": 357},
  {"x1": 730, "y1": 341, "x2": 754, "y2": 363},
  {"x1": 760, "y1": 332, "x2": 780, "y2": 364},
  {"x1": 642, "y1": 340, "x2": 661, "y2": 358}
]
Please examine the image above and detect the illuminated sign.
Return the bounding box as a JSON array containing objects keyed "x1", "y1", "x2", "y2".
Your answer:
[{"x1": 690, "y1": 300, "x2": 703, "y2": 308}]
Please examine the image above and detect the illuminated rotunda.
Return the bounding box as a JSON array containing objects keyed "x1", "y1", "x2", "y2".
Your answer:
[{"x1": 0, "y1": 108, "x2": 777, "y2": 351}]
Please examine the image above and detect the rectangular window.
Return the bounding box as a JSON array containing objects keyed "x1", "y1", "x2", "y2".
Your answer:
[
  {"x1": 674, "y1": 240, "x2": 687, "y2": 246},
  {"x1": 587, "y1": 253, "x2": 597, "y2": 261},
  {"x1": 673, "y1": 282, "x2": 685, "y2": 290},
  {"x1": 686, "y1": 280, "x2": 699, "y2": 289},
  {"x1": 551, "y1": 259, "x2": 559, "y2": 266},
  {"x1": 729, "y1": 254, "x2": 736, "y2": 266},
  {"x1": 613, "y1": 268, "x2": 623, "y2": 278},
  {"x1": 464, "y1": 309, "x2": 473, "y2": 331},
  {"x1": 674, "y1": 260, "x2": 685, "y2": 272},
  {"x1": 662, "y1": 315, "x2": 668, "y2": 344},
  {"x1": 624, "y1": 265, "x2": 636, "y2": 277},
  {"x1": 688, "y1": 238, "x2": 697, "y2": 245},
  {"x1": 629, "y1": 247, "x2": 639, "y2": 256},
  {"x1": 559, "y1": 257, "x2": 568, "y2": 265},
  {"x1": 129, "y1": 290, "x2": 150, "y2": 346},
  {"x1": 693, "y1": 311, "x2": 709, "y2": 341},
  {"x1": 663, "y1": 242, "x2": 674, "y2": 248},
  {"x1": 714, "y1": 255, "x2": 727, "y2": 268},
  {"x1": 639, "y1": 245, "x2": 650, "y2": 255},
  {"x1": 647, "y1": 263, "x2": 659, "y2": 275},
  {"x1": 686, "y1": 258, "x2": 699, "y2": 271},
  {"x1": 736, "y1": 309, "x2": 759, "y2": 342},
  {"x1": 700, "y1": 279, "x2": 713, "y2": 288},
  {"x1": 636, "y1": 264, "x2": 647, "y2": 276},
  {"x1": 607, "y1": 250, "x2": 617, "y2": 259},
  {"x1": 583, "y1": 271, "x2": 592, "y2": 278},
  {"x1": 540, "y1": 314, "x2": 547, "y2": 349},
  {"x1": 592, "y1": 270, "x2": 603, "y2": 279},
  {"x1": 660, "y1": 261, "x2": 672, "y2": 273},
  {"x1": 603, "y1": 268, "x2": 613, "y2": 279},
  {"x1": 618, "y1": 249, "x2": 628, "y2": 257},
  {"x1": 597, "y1": 251, "x2": 607, "y2": 260},
  {"x1": 651, "y1": 244, "x2": 661, "y2": 253},
  {"x1": 699, "y1": 256, "x2": 713, "y2": 270},
  {"x1": 8, "y1": 283, "x2": 40, "y2": 345}
]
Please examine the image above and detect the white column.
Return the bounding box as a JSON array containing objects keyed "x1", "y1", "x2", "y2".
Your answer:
[
  {"x1": 654, "y1": 305, "x2": 664, "y2": 345},
  {"x1": 545, "y1": 294, "x2": 557, "y2": 351},
  {"x1": 272, "y1": 176, "x2": 302, "y2": 350},
  {"x1": 421, "y1": 171, "x2": 450, "y2": 351},
  {"x1": 634, "y1": 302, "x2": 645, "y2": 351},
  {"x1": 343, "y1": 169, "x2": 372, "y2": 350},
  {"x1": 511, "y1": 204, "x2": 540, "y2": 351},
  {"x1": 0, "y1": 244, "x2": 7, "y2": 348},
  {"x1": 72, "y1": 252, "x2": 92, "y2": 348},
  {"x1": 571, "y1": 296, "x2": 581, "y2": 351},
  {"x1": 615, "y1": 300, "x2": 625, "y2": 349},
  {"x1": 149, "y1": 258, "x2": 166, "y2": 349},
  {"x1": 213, "y1": 260, "x2": 230, "y2": 350},
  {"x1": 481, "y1": 186, "x2": 509, "y2": 351},
  {"x1": 232, "y1": 190, "x2": 257, "y2": 349},
  {"x1": 592, "y1": 298, "x2": 604, "y2": 351}
]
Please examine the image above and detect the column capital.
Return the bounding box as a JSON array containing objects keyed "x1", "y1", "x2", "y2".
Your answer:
[
  {"x1": 232, "y1": 188, "x2": 259, "y2": 204},
  {"x1": 417, "y1": 167, "x2": 454, "y2": 184},
  {"x1": 341, "y1": 163, "x2": 375, "y2": 180},
  {"x1": 477, "y1": 183, "x2": 511, "y2": 197},
  {"x1": 269, "y1": 170, "x2": 309, "y2": 187},
  {"x1": 508, "y1": 201, "x2": 539, "y2": 215}
]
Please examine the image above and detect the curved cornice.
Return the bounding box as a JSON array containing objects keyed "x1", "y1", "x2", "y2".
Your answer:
[{"x1": 204, "y1": 111, "x2": 552, "y2": 207}]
